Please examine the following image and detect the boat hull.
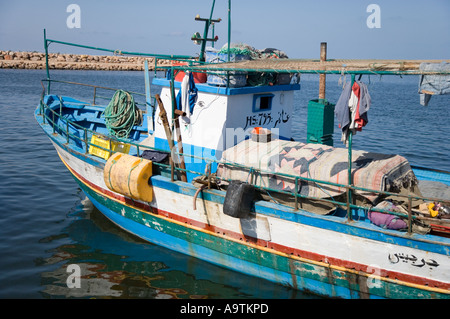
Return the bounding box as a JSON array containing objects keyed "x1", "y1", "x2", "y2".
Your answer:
[{"x1": 49, "y1": 137, "x2": 450, "y2": 299}]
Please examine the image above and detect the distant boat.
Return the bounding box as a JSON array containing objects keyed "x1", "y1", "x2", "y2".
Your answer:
[{"x1": 35, "y1": 2, "x2": 450, "y2": 299}]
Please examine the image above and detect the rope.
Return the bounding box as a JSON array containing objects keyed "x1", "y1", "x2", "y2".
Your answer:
[{"x1": 103, "y1": 90, "x2": 143, "y2": 138}]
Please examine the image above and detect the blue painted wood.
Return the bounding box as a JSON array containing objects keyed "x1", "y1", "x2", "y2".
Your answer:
[
  {"x1": 154, "y1": 136, "x2": 218, "y2": 182},
  {"x1": 412, "y1": 165, "x2": 450, "y2": 186}
]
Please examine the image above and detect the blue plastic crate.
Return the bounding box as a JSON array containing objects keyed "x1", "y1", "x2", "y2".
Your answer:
[{"x1": 205, "y1": 49, "x2": 250, "y2": 87}]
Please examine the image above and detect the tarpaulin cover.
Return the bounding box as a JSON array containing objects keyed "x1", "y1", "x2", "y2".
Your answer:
[{"x1": 217, "y1": 139, "x2": 418, "y2": 203}]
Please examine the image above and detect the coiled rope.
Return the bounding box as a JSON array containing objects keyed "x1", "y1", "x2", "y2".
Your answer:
[{"x1": 103, "y1": 90, "x2": 143, "y2": 138}]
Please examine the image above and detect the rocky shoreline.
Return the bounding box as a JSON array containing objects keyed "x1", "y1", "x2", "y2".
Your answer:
[{"x1": 0, "y1": 50, "x2": 174, "y2": 71}]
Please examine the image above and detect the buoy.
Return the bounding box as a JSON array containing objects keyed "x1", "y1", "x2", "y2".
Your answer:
[{"x1": 104, "y1": 152, "x2": 153, "y2": 202}]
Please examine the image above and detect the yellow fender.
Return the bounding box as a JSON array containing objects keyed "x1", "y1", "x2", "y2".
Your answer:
[{"x1": 104, "y1": 152, "x2": 153, "y2": 202}]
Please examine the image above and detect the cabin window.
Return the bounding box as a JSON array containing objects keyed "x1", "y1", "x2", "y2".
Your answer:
[{"x1": 253, "y1": 94, "x2": 274, "y2": 112}]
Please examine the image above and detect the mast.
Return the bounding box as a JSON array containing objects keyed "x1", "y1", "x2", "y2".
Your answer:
[{"x1": 192, "y1": 0, "x2": 221, "y2": 62}]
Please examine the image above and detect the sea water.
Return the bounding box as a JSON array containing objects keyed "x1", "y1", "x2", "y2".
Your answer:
[{"x1": 0, "y1": 69, "x2": 448, "y2": 299}]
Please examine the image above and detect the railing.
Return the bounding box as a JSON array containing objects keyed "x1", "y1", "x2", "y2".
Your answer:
[
  {"x1": 41, "y1": 79, "x2": 148, "y2": 106},
  {"x1": 37, "y1": 80, "x2": 450, "y2": 237},
  {"x1": 42, "y1": 29, "x2": 195, "y2": 94}
]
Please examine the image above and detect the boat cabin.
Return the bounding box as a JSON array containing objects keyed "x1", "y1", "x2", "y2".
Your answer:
[{"x1": 151, "y1": 74, "x2": 300, "y2": 182}]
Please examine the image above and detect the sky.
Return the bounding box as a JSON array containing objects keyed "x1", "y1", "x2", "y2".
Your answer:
[{"x1": 0, "y1": 0, "x2": 449, "y2": 60}]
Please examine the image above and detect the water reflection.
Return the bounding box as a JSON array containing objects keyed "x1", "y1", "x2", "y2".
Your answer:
[{"x1": 38, "y1": 190, "x2": 318, "y2": 299}]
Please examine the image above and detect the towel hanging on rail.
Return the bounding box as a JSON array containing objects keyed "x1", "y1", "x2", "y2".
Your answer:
[
  {"x1": 335, "y1": 80, "x2": 371, "y2": 145},
  {"x1": 176, "y1": 72, "x2": 198, "y2": 124}
]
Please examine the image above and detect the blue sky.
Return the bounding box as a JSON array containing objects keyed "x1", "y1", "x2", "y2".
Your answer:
[{"x1": 0, "y1": 0, "x2": 448, "y2": 59}]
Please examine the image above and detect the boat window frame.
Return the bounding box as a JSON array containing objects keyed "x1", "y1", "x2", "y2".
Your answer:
[{"x1": 252, "y1": 93, "x2": 274, "y2": 112}]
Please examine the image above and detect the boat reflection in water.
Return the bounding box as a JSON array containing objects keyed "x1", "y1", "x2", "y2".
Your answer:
[{"x1": 38, "y1": 193, "x2": 318, "y2": 299}]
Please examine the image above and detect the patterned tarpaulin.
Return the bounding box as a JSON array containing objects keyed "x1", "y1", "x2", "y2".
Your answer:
[{"x1": 217, "y1": 139, "x2": 418, "y2": 203}]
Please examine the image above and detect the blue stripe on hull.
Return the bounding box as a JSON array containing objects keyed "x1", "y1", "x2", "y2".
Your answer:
[{"x1": 149, "y1": 176, "x2": 450, "y2": 255}]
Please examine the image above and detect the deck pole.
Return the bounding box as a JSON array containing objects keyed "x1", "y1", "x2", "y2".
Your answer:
[
  {"x1": 347, "y1": 130, "x2": 353, "y2": 221},
  {"x1": 44, "y1": 29, "x2": 51, "y2": 94},
  {"x1": 173, "y1": 113, "x2": 187, "y2": 182},
  {"x1": 170, "y1": 68, "x2": 176, "y2": 132},
  {"x1": 319, "y1": 42, "x2": 327, "y2": 100},
  {"x1": 144, "y1": 60, "x2": 153, "y2": 131},
  {"x1": 347, "y1": 74, "x2": 355, "y2": 221},
  {"x1": 407, "y1": 196, "x2": 413, "y2": 234},
  {"x1": 228, "y1": 0, "x2": 231, "y2": 62},
  {"x1": 155, "y1": 93, "x2": 176, "y2": 181}
]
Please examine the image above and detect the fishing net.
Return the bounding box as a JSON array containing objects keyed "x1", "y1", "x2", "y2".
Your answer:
[
  {"x1": 218, "y1": 43, "x2": 259, "y2": 59},
  {"x1": 214, "y1": 43, "x2": 292, "y2": 86}
]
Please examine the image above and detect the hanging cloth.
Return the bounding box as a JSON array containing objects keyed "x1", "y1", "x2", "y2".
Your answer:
[
  {"x1": 335, "y1": 80, "x2": 371, "y2": 144},
  {"x1": 351, "y1": 81, "x2": 370, "y2": 131},
  {"x1": 418, "y1": 62, "x2": 450, "y2": 106},
  {"x1": 176, "y1": 72, "x2": 198, "y2": 124}
]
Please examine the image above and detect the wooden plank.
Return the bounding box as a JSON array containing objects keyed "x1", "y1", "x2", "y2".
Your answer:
[{"x1": 165, "y1": 58, "x2": 450, "y2": 75}]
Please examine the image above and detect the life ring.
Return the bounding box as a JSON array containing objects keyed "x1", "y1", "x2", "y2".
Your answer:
[{"x1": 428, "y1": 203, "x2": 439, "y2": 218}]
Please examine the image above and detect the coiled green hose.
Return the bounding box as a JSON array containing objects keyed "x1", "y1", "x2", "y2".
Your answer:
[{"x1": 103, "y1": 90, "x2": 142, "y2": 138}]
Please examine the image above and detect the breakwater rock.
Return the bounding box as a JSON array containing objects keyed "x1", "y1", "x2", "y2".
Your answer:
[{"x1": 0, "y1": 50, "x2": 174, "y2": 71}]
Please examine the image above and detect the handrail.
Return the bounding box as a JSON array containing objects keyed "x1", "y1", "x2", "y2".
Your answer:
[
  {"x1": 38, "y1": 88, "x2": 450, "y2": 236},
  {"x1": 45, "y1": 37, "x2": 194, "y2": 60},
  {"x1": 42, "y1": 29, "x2": 197, "y2": 94},
  {"x1": 41, "y1": 79, "x2": 149, "y2": 107}
]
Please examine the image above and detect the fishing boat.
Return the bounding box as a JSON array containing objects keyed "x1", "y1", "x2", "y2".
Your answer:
[{"x1": 35, "y1": 3, "x2": 450, "y2": 299}]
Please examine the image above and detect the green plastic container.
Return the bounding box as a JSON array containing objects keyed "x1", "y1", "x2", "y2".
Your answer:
[{"x1": 307, "y1": 99, "x2": 335, "y2": 146}]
